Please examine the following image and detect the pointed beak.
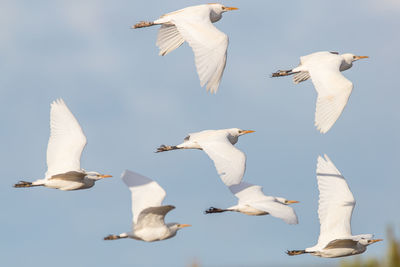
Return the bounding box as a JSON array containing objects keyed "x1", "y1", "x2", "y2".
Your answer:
[
  {"x1": 99, "y1": 174, "x2": 113, "y2": 178},
  {"x1": 286, "y1": 200, "x2": 300, "y2": 204},
  {"x1": 370, "y1": 239, "x2": 383, "y2": 244},
  {"x1": 224, "y1": 6, "x2": 239, "y2": 11},
  {"x1": 178, "y1": 224, "x2": 192, "y2": 228},
  {"x1": 240, "y1": 130, "x2": 255, "y2": 135},
  {"x1": 355, "y1": 55, "x2": 369, "y2": 60}
]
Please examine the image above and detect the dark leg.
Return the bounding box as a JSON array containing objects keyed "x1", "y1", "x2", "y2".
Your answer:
[
  {"x1": 286, "y1": 250, "x2": 308, "y2": 256},
  {"x1": 132, "y1": 21, "x2": 155, "y2": 29},
  {"x1": 104, "y1": 234, "x2": 128, "y2": 241},
  {"x1": 14, "y1": 181, "x2": 41, "y2": 188},
  {"x1": 271, "y1": 69, "x2": 297, "y2": 78},
  {"x1": 156, "y1": 145, "x2": 181, "y2": 153},
  {"x1": 204, "y1": 207, "x2": 231, "y2": 214}
]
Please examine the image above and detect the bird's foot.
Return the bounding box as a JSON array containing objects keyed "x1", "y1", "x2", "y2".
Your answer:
[
  {"x1": 132, "y1": 21, "x2": 154, "y2": 29},
  {"x1": 104, "y1": 234, "x2": 121, "y2": 240},
  {"x1": 156, "y1": 145, "x2": 178, "y2": 153},
  {"x1": 286, "y1": 250, "x2": 306, "y2": 256},
  {"x1": 271, "y1": 70, "x2": 293, "y2": 77},
  {"x1": 14, "y1": 181, "x2": 34, "y2": 188},
  {"x1": 204, "y1": 207, "x2": 227, "y2": 214}
]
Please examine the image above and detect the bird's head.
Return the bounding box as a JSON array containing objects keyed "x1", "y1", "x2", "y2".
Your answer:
[
  {"x1": 208, "y1": 4, "x2": 238, "y2": 15},
  {"x1": 276, "y1": 197, "x2": 300, "y2": 205},
  {"x1": 342, "y1": 53, "x2": 369, "y2": 64},
  {"x1": 85, "y1": 171, "x2": 113, "y2": 180},
  {"x1": 228, "y1": 128, "x2": 255, "y2": 137},
  {"x1": 168, "y1": 223, "x2": 192, "y2": 234},
  {"x1": 358, "y1": 238, "x2": 383, "y2": 246}
]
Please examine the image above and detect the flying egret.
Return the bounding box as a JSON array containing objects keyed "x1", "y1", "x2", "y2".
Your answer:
[
  {"x1": 104, "y1": 170, "x2": 191, "y2": 242},
  {"x1": 14, "y1": 99, "x2": 112, "y2": 191},
  {"x1": 205, "y1": 182, "x2": 299, "y2": 224},
  {"x1": 132, "y1": 3, "x2": 238, "y2": 93},
  {"x1": 156, "y1": 128, "x2": 254, "y2": 186},
  {"x1": 272, "y1": 51, "x2": 368, "y2": 133},
  {"x1": 287, "y1": 155, "x2": 382, "y2": 258}
]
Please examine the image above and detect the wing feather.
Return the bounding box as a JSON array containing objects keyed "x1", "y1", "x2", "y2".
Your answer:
[
  {"x1": 156, "y1": 24, "x2": 185, "y2": 56},
  {"x1": 135, "y1": 205, "x2": 175, "y2": 229},
  {"x1": 251, "y1": 201, "x2": 298, "y2": 225},
  {"x1": 45, "y1": 99, "x2": 87, "y2": 178}
]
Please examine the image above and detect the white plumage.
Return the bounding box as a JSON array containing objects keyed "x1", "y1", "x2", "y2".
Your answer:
[
  {"x1": 104, "y1": 170, "x2": 191, "y2": 242},
  {"x1": 205, "y1": 182, "x2": 299, "y2": 225},
  {"x1": 14, "y1": 99, "x2": 112, "y2": 191},
  {"x1": 133, "y1": 4, "x2": 238, "y2": 93},
  {"x1": 287, "y1": 155, "x2": 382, "y2": 258},
  {"x1": 156, "y1": 128, "x2": 254, "y2": 186},
  {"x1": 272, "y1": 51, "x2": 368, "y2": 133}
]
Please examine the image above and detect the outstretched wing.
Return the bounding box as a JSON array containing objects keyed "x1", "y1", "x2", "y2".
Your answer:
[
  {"x1": 171, "y1": 9, "x2": 228, "y2": 93},
  {"x1": 135, "y1": 205, "x2": 175, "y2": 229},
  {"x1": 156, "y1": 24, "x2": 185, "y2": 56},
  {"x1": 229, "y1": 182, "x2": 265, "y2": 202},
  {"x1": 45, "y1": 99, "x2": 87, "y2": 178},
  {"x1": 316, "y1": 155, "x2": 355, "y2": 248},
  {"x1": 307, "y1": 54, "x2": 353, "y2": 133},
  {"x1": 196, "y1": 132, "x2": 245, "y2": 186},
  {"x1": 122, "y1": 170, "x2": 166, "y2": 225}
]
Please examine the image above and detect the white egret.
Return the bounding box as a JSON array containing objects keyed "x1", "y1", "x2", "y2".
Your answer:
[
  {"x1": 132, "y1": 3, "x2": 238, "y2": 93},
  {"x1": 14, "y1": 99, "x2": 112, "y2": 191},
  {"x1": 272, "y1": 51, "x2": 368, "y2": 133},
  {"x1": 104, "y1": 170, "x2": 191, "y2": 242},
  {"x1": 287, "y1": 155, "x2": 382, "y2": 258},
  {"x1": 205, "y1": 182, "x2": 299, "y2": 224},
  {"x1": 156, "y1": 128, "x2": 254, "y2": 186}
]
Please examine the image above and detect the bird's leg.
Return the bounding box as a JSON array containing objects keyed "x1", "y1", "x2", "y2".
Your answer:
[
  {"x1": 104, "y1": 234, "x2": 128, "y2": 241},
  {"x1": 286, "y1": 250, "x2": 308, "y2": 256},
  {"x1": 204, "y1": 207, "x2": 231, "y2": 214},
  {"x1": 156, "y1": 144, "x2": 181, "y2": 153},
  {"x1": 132, "y1": 21, "x2": 155, "y2": 29},
  {"x1": 13, "y1": 181, "x2": 41, "y2": 188},
  {"x1": 271, "y1": 69, "x2": 296, "y2": 78}
]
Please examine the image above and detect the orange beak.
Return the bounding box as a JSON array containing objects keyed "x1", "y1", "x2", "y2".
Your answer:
[
  {"x1": 178, "y1": 224, "x2": 192, "y2": 228},
  {"x1": 241, "y1": 130, "x2": 255, "y2": 135},
  {"x1": 99, "y1": 174, "x2": 113, "y2": 178},
  {"x1": 286, "y1": 200, "x2": 300, "y2": 204},
  {"x1": 370, "y1": 239, "x2": 383, "y2": 244},
  {"x1": 224, "y1": 6, "x2": 239, "y2": 11},
  {"x1": 355, "y1": 56, "x2": 369, "y2": 60}
]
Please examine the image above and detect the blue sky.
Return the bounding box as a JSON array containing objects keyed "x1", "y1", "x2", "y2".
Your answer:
[{"x1": 1, "y1": 1, "x2": 399, "y2": 266}]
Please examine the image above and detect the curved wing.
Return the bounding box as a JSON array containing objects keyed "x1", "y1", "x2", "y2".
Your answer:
[
  {"x1": 251, "y1": 200, "x2": 299, "y2": 225},
  {"x1": 196, "y1": 132, "x2": 245, "y2": 186},
  {"x1": 307, "y1": 54, "x2": 353, "y2": 133},
  {"x1": 229, "y1": 182, "x2": 265, "y2": 202},
  {"x1": 45, "y1": 99, "x2": 87, "y2": 178},
  {"x1": 156, "y1": 24, "x2": 185, "y2": 56},
  {"x1": 172, "y1": 9, "x2": 228, "y2": 93},
  {"x1": 316, "y1": 155, "x2": 355, "y2": 248},
  {"x1": 121, "y1": 170, "x2": 166, "y2": 225},
  {"x1": 135, "y1": 205, "x2": 175, "y2": 229}
]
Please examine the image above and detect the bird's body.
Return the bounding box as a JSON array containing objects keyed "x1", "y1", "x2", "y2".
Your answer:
[
  {"x1": 156, "y1": 128, "x2": 254, "y2": 186},
  {"x1": 104, "y1": 170, "x2": 190, "y2": 242},
  {"x1": 287, "y1": 155, "x2": 381, "y2": 258},
  {"x1": 272, "y1": 51, "x2": 368, "y2": 133},
  {"x1": 133, "y1": 4, "x2": 238, "y2": 93},
  {"x1": 205, "y1": 182, "x2": 299, "y2": 224},
  {"x1": 14, "y1": 99, "x2": 111, "y2": 191}
]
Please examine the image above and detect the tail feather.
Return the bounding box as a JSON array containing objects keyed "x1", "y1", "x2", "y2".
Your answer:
[{"x1": 14, "y1": 181, "x2": 41, "y2": 188}]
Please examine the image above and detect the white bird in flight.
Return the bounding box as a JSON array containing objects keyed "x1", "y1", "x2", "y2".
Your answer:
[
  {"x1": 14, "y1": 99, "x2": 112, "y2": 191},
  {"x1": 272, "y1": 51, "x2": 368, "y2": 133},
  {"x1": 156, "y1": 128, "x2": 254, "y2": 186},
  {"x1": 287, "y1": 155, "x2": 382, "y2": 258},
  {"x1": 205, "y1": 181, "x2": 299, "y2": 225},
  {"x1": 132, "y1": 3, "x2": 238, "y2": 93},
  {"x1": 104, "y1": 170, "x2": 191, "y2": 242}
]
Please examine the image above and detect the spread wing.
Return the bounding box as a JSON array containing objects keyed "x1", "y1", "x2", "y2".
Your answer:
[
  {"x1": 45, "y1": 99, "x2": 87, "y2": 178},
  {"x1": 196, "y1": 133, "x2": 245, "y2": 186},
  {"x1": 229, "y1": 182, "x2": 265, "y2": 202},
  {"x1": 171, "y1": 10, "x2": 228, "y2": 93},
  {"x1": 135, "y1": 205, "x2": 175, "y2": 229},
  {"x1": 316, "y1": 154, "x2": 355, "y2": 248},
  {"x1": 156, "y1": 24, "x2": 185, "y2": 56},
  {"x1": 307, "y1": 55, "x2": 353, "y2": 133},
  {"x1": 122, "y1": 170, "x2": 166, "y2": 225}
]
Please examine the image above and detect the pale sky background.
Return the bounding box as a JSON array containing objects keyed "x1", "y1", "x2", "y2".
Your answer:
[{"x1": 1, "y1": 1, "x2": 400, "y2": 267}]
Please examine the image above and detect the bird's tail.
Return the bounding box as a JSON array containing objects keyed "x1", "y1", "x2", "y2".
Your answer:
[
  {"x1": 104, "y1": 233, "x2": 128, "y2": 241},
  {"x1": 156, "y1": 144, "x2": 181, "y2": 153},
  {"x1": 271, "y1": 69, "x2": 295, "y2": 78},
  {"x1": 14, "y1": 181, "x2": 42, "y2": 188},
  {"x1": 286, "y1": 250, "x2": 308, "y2": 256},
  {"x1": 204, "y1": 207, "x2": 230, "y2": 214},
  {"x1": 132, "y1": 21, "x2": 155, "y2": 29}
]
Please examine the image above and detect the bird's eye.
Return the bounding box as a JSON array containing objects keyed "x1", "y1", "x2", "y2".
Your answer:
[{"x1": 353, "y1": 56, "x2": 356, "y2": 59}]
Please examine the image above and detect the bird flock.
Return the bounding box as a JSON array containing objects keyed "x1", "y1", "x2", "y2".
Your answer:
[{"x1": 14, "y1": 3, "x2": 381, "y2": 261}]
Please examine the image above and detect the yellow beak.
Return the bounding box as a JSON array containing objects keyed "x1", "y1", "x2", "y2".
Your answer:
[
  {"x1": 370, "y1": 239, "x2": 383, "y2": 244},
  {"x1": 241, "y1": 130, "x2": 255, "y2": 135},
  {"x1": 355, "y1": 56, "x2": 369, "y2": 60},
  {"x1": 286, "y1": 200, "x2": 300, "y2": 204},
  {"x1": 99, "y1": 174, "x2": 113, "y2": 178},
  {"x1": 224, "y1": 6, "x2": 239, "y2": 11},
  {"x1": 178, "y1": 224, "x2": 192, "y2": 228}
]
